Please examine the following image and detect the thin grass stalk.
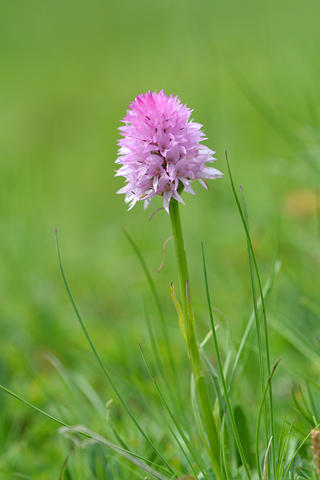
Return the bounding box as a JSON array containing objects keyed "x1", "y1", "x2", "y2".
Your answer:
[
  {"x1": 139, "y1": 344, "x2": 209, "y2": 480},
  {"x1": 307, "y1": 382, "x2": 320, "y2": 424},
  {"x1": 123, "y1": 230, "x2": 184, "y2": 417},
  {"x1": 291, "y1": 390, "x2": 313, "y2": 424},
  {"x1": 186, "y1": 282, "x2": 221, "y2": 477},
  {"x1": 228, "y1": 259, "x2": 281, "y2": 393},
  {"x1": 275, "y1": 414, "x2": 287, "y2": 479},
  {"x1": 282, "y1": 423, "x2": 320, "y2": 480},
  {"x1": 55, "y1": 230, "x2": 174, "y2": 475},
  {"x1": 221, "y1": 414, "x2": 230, "y2": 480},
  {"x1": 299, "y1": 385, "x2": 314, "y2": 419},
  {"x1": 143, "y1": 299, "x2": 178, "y2": 414},
  {"x1": 0, "y1": 383, "x2": 172, "y2": 480},
  {"x1": 225, "y1": 152, "x2": 275, "y2": 475},
  {"x1": 255, "y1": 359, "x2": 280, "y2": 480},
  {"x1": 278, "y1": 421, "x2": 295, "y2": 480},
  {"x1": 201, "y1": 243, "x2": 252, "y2": 480},
  {"x1": 240, "y1": 186, "x2": 273, "y2": 476}
]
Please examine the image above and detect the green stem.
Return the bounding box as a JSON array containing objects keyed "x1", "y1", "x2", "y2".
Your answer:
[
  {"x1": 169, "y1": 198, "x2": 221, "y2": 479},
  {"x1": 169, "y1": 198, "x2": 189, "y2": 318}
]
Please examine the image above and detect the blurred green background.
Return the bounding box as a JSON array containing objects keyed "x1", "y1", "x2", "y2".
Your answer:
[{"x1": 1, "y1": 0, "x2": 320, "y2": 477}]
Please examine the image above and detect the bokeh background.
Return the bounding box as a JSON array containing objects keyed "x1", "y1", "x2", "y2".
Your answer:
[{"x1": 1, "y1": 0, "x2": 320, "y2": 476}]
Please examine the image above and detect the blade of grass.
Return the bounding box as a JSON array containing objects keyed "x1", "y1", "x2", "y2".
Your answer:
[
  {"x1": 143, "y1": 299, "x2": 174, "y2": 399},
  {"x1": 185, "y1": 281, "x2": 221, "y2": 477},
  {"x1": 282, "y1": 423, "x2": 320, "y2": 480},
  {"x1": 255, "y1": 359, "x2": 281, "y2": 480},
  {"x1": 228, "y1": 258, "x2": 281, "y2": 393},
  {"x1": 226, "y1": 152, "x2": 275, "y2": 476},
  {"x1": 202, "y1": 243, "x2": 252, "y2": 480},
  {"x1": 306, "y1": 382, "x2": 319, "y2": 424},
  {"x1": 0, "y1": 382, "x2": 172, "y2": 480},
  {"x1": 55, "y1": 229, "x2": 173, "y2": 475},
  {"x1": 291, "y1": 390, "x2": 313, "y2": 425},
  {"x1": 139, "y1": 343, "x2": 210, "y2": 480},
  {"x1": 123, "y1": 230, "x2": 184, "y2": 421},
  {"x1": 240, "y1": 185, "x2": 270, "y2": 475},
  {"x1": 221, "y1": 414, "x2": 230, "y2": 480},
  {"x1": 299, "y1": 385, "x2": 314, "y2": 419},
  {"x1": 59, "y1": 456, "x2": 69, "y2": 480},
  {"x1": 279, "y1": 421, "x2": 295, "y2": 480},
  {"x1": 199, "y1": 348, "x2": 225, "y2": 419},
  {"x1": 276, "y1": 414, "x2": 287, "y2": 479},
  {"x1": 269, "y1": 314, "x2": 320, "y2": 365}
]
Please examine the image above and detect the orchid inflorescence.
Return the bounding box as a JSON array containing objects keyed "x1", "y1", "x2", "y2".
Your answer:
[{"x1": 115, "y1": 90, "x2": 222, "y2": 213}]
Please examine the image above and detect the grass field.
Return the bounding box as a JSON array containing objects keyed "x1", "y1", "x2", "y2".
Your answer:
[{"x1": 1, "y1": 1, "x2": 320, "y2": 478}]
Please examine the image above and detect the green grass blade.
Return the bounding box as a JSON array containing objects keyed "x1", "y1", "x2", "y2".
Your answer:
[
  {"x1": 279, "y1": 421, "x2": 295, "y2": 480},
  {"x1": 228, "y1": 259, "x2": 281, "y2": 393},
  {"x1": 240, "y1": 185, "x2": 275, "y2": 476},
  {"x1": 282, "y1": 423, "x2": 320, "y2": 480},
  {"x1": 55, "y1": 229, "x2": 173, "y2": 475},
  {"x1": 201, "y1": 243, "x2": 251, "y2": 480},
  {"x1": 123, "y1": 230, "x2": 184, "y2": 419},
  {"x1": 139, "y1": 343, "x2": 209, "y2": 480},
  {"x1": 59, "y1": 456, "x2": 69, "y2": 480},
  {"x1": 306, "y1": 382, "x2": 319, "y2": 424},
  {"x1": 291, "y1": 390, "x2": 313, "y2": 425},
  {"x1": 269, "y1": 314, "x2": 320, "y2": 365},
  {"x1": 276, "y1": 413, "x2": 287, "y2": 479},
  {"x1": 199, "y1": 348, "x2": 225, "y2": 418},
  {"x1": 0, "y1": 382, "x2": 172, "y2": 480},
  {"x1": 185, "y1": 281, "x2": 221, "y2": 477},
  {"x1": 220, "y1": 414, "x2": 230, "y2": 480},
  {"x1": 226, "y1": 153, "x2": 275, "y2": 475},
  {"x1": 255, "y1": 359, "x2": 281, "y2": 480},
  {"x1": 143, "y1": 299, "x2": 174, "y2": 399}
]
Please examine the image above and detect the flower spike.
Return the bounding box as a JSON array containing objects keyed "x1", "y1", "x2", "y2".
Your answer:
[{"x1": 115, "y1": 90, "x2": 222, "y2": 213}]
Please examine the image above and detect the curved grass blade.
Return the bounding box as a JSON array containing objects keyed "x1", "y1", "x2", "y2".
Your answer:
[
  {"x1": 0, "y1": 379, "x2": 173, "y2": 479},
  {"x1": 139, "y1": 343, "x2": 209, "y2": 480},
  {"x1": 220, "y1": 414, "x2": 230, "y2": 480},
  {"x1": 278, "y1": 421, "x2": 295, "y2": 480},
  {"x1": 291, "y1": 390, "x2": 313, "y2": 425},
  {"x1": 123, "y1": 230, "x2": 184, "y2": 419},
  {"x1": 240, "y1": 184, "x2": 275, "y2": 477},
  {"x1": 59, "y1": 456, "x2": 69, "y2": 480},
  {"x1": 228, "y1": 259, "x2": 281, "y2": 393},
  {"x1": 226, "y1": 152, "x2": 275, "y2": 474},
  {"x1": 185, "y1": 280, "x2": 221, "y2": 477},
  {"x1": 306, "y1": 382, "x2": 319, "y2": 424},
  {"x1": 201, "y1": 243, "x2": 252, "y2": 480},
  {"x1": 199, "y1": 348, "x2": 225, "y2": 419},
  {"x1": 282, "y1": 423, "x2": 320, "y2": 480},
  {"x1": 276, "y1": 414, "x2": 287, "y2": 479},
  {"x1": 55, "y1": 229, "x2": 173, "y2": 475},
  {"x1": 255, "y1": 359, "x2": 281, "y2": 480}
]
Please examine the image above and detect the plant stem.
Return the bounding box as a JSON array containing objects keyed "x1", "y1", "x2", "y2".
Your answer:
[
  {"x1": 169, "y1": 198, "x2": 221, "y2": 479},
  {"x1": 169, "y1": 198, "x2": 189, "y2": 319}
]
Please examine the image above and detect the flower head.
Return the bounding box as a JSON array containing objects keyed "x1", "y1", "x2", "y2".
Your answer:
[{"x1": 115, "y1": 90, "x2": 222, "y2": 213}]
